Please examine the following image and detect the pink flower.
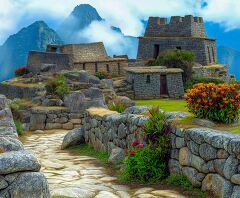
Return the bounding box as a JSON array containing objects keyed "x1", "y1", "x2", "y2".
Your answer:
[
  {"x1": 129, "y1": 150, "x2": 135, "y2": 155},
  {"x1": 132, "y1": 140, "x2": 140, "y2": 147},
  {"x1": 137, "y1": 144, "x2": 143, "y2": 148}
]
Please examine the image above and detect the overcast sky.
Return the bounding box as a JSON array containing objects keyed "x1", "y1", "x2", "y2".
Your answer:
[{"x1": 0, "y1": 0, "x2": 240, "y2": 45}]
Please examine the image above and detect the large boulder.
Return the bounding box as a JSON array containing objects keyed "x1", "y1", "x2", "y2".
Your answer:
[
  {"x1": 64, "y1": 91, "x2": 86, "y2": 113},
  {"x1": 0, "y1": 137, "x2": 24, "y2": 152},
  {"x1": 0, "y1": 150, "x2": 41, "y2": 175},
  {"x1": 0, "y1": 172, "x2": 50, "y2": 198},
  {"x1": 62, "y1": 128, "x2": 85, "y2": 149}
]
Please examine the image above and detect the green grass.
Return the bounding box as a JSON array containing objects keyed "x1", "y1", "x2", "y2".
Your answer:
[
  {"x1": 228, "y1": 126, "x2": 240, "y2": 133},
  {"x1": 67, "y1": 144, "x2": 109, "y2": 164},
  {"x1": 165, "y1": 174, "x2": 206, "y2": 198},
  {"x1": 135, "y1": 99, "x2": 187, "y2": 112}
]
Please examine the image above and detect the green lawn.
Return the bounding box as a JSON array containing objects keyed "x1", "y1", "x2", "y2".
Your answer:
[{"x1": 135, "y1": 99, "x2": 187, "y2": 112}]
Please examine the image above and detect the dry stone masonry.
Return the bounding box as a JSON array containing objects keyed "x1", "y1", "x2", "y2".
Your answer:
[
  {"x1": 170, "y1": 127, "x2": 240, "y2": 198},
  {"x1": 0, "y1": 95, "x2": 50, "y2": 198}
]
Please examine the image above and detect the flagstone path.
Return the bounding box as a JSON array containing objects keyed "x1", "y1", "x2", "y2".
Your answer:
[{"x1": 22, "y1": 130, "x2": 187, "y2": 198}]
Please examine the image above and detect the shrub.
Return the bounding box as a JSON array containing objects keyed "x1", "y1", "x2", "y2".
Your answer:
[
  {"x1": 95, "y1": 71, "x2": 112, "y2": 80},
  {"x1": 148, "y1": 50, "x2": 195, "y2": 82},
  {"x1": 9, "y1": 100, "x2": 21, "y2": 120},
  {"x1": 185, "y1": 83, "x2": 240, "y2": 123},
  {"x1": 119, "y1": 107, "x2": 171, "y2": 183},
  {"x1": 46, "y1": 75, "x2": 69, "y2": 98},
  {"x1": 15, "y1": 66, "x2": 29, "y2": 77},
  {"x1": 184, "y1": 77, "x2": 224, "y2": 90},
  {"x1": 119, "y1": 145, "x2": 167, "y2": 183},
  {"x1": 14, "y1": 119, "x2": 25, "y2": 136},
  {"x1": 108, "y1": 102, "x2": 127, "y2": 113}
]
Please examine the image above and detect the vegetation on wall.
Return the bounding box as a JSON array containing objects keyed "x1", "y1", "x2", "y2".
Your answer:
[
  {"x1": 119, "y1": 107, "x2": 171, "y2": 183},
  {"x1": 46, "y1": 75, "x2": 69, "y2": 99},
  {"x1": 108, "y1": 102, "x2": 127, "y2": 113},
  {"x1": 148, "y1": 49, "x2": 195, "y2": 82},
  {"x1": 95, "y1": 71, "x2": 112, "y2": 79},
  {"x1": 185, "y1": 83, "x2": 240, "y2": 123},
  {"x1": 184, "y1": 77, "x2": 224, "y2": 90}
]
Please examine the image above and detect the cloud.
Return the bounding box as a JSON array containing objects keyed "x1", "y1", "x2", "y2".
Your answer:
[
  {"x1": 77, "y1": 21, "x2": 138, "y2": 58},
  {"x1": 0, "y1": 0, "x2": 240, "y2": 45}
]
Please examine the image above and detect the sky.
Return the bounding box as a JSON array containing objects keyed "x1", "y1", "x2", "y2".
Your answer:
[{"x1": 1, "y1": 0, "x2": 240, "y2": 45}]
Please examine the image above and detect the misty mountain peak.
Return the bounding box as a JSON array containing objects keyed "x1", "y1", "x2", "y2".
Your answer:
[{"x1": 71, "y1": 4, "x2": 102, "y2": 21}]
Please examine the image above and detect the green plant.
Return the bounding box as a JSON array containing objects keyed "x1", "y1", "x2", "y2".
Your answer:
[
  {"x1": 14, "y1": 119, "x2": 25, "y2": 136},
  {"x1": 148, "y1": 49, "x2": 195, "y2": 82},
  {"x1": 119, "y1": 146, "x2": 167, "y2": 183},
  {"x1": 185, "y1": 77, "x2": 224, "y2": 90},
  {"x1": 95, "y1": 71, "x2": 112, "y2": 80},
  {"x1": 165, "y1": 174, "x2": 206, "y2": 198},
  {"x1": 9, "y1": 100, "x2": 22, "y2": 120},
  {"x1": 46, "y1": 75, "x2": 69, "y2": 98},
  {"x1": 108, "y1": 102, "x2": 127, "y2": 113},
  {"x1": 185, "y1": 83, "x2": 240, "y2": 123}
]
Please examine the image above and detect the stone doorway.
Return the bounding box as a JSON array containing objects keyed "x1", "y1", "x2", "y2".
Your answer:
[
  {"x1": 160, "y1": 75, "x2": 168, "y2": 95},
  {"x1": 153, "y1": 44, "x2": 160, "y2": 59}
]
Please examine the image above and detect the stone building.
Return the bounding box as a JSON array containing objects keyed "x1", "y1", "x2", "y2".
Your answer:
[
  {"x1": 137, "y1": 15, "x2": 217, "y2": 65},
  {"x1": 27, "y1": 42, "x2": 128, "y2": 76},
  {"x1": 125, "y1": 66, "x2": 184, "y2": 99}
]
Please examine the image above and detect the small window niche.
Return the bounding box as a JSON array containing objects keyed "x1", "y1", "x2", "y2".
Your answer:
[
  {"x1": 146, "y1": 75, "x2": 151, "y2": 83},
  {"x1": 176, "y1": 46, "x2": 182, "y2": 50}
]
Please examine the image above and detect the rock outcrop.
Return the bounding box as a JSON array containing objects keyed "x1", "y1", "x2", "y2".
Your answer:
[{"x1": 0, "y1": 94, "x2": 50, "y2": 198}]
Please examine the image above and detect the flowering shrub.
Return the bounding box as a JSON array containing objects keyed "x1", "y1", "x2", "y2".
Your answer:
[
  {"x1": 15, "y1": 66, "x2": 28, "y2": 76},
  {"x1": 119, "y1": 140, "x2": 167, "y2": 183},
  {"x1": 185, "y1": 83, "x2": 240, "y2": 123}
]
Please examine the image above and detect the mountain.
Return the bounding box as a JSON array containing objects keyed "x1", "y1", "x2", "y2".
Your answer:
[
  {"x1": 58, "y1": 4, "x2": 103, "y2": 42},
  {"x1": 217, "y1": 46, "x2": 240, "y2": 80},
  {"x1": 0, "y1": 21, "x2": 63, "y2": 81}
]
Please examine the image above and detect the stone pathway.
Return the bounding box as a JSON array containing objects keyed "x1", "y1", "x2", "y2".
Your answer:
[{"x1": 22, "y1": 130, "x2": 187, "y2": 198}]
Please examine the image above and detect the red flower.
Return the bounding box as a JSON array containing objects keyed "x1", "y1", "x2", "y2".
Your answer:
[
  {"x1": 129, "y1": 150, "x2": 135, "y2": 155},
  {"x1": 137, "y1": 144, "x2": 143, "y2": 148},
  {"x1": 132, "y1": 140, "x2": 140, "y2": 147}
]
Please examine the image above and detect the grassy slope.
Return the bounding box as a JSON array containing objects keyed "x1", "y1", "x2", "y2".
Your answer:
[{"x1": 135, "y1": 99, "x2": 187, "y2": 112}]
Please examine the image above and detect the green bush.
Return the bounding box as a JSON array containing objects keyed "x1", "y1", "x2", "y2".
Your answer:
[
  {"x1": 46, "y1": 75, "x2": 69, "y2": 99},
  {"x1": 165, "y1": 174, "x2": 205, "y2": 198},
  {"x1": 95, "y1": 71, "x2": 112, "y2": 80},
  {"x1": 119, "y1": 107, "x2": 171, "y2": 183},
  {"x1": 185, "y1": 77, "x2": 224, "y2": 90},
  {"x1": 119, "y1": 147, "x2": 167, "y2": 183},
  {"x1": 9, "y1": 100, "x2": 21, "y2": 120},
  {"x1": 108, "y1": 102, "x2": 127, "y2": 113},
  {"x1": 148, "y1": 49, "x2": 195, "y2": 82},
  {"x1": 14, "y1": 120, "x2": 25, "y2": 136}
]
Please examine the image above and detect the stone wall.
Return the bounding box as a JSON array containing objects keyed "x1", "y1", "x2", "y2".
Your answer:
[
  {"x1": 83, "y1": 108, "x2": 149, "y2": 153},
  {"x1": 21, "y1": 106, "x2": 84, "y2": 131},
  {"x1": 0, "y1": 83, "x2": 45, "y2": 100},
  {"x1": 144, "y1": 15, "x2": 206, "y2": 38},
  {"x1": 193, "y1": 64, "x2": 232, "y2": 81},
  {"x1": 27, "y1": 51, "x2": 73, "y2": 74},
  {"x1": 170, "y1": 126, "x2": 240, "y2": 198},
  {"x1": 0, "y1": 95, "x2": 50, "y2": 198},
  {"x1": 137, "y1": 37, "x2": 217, "y2": 65},
  {"x1": 73, "y1": 60, "x2": 128, "y2": 76},
  {"x1": 83, "y1": 107, "x2": 240, "y2": 197},
  {"x1": 126, "y1": 72, "x2": 184, "y2": 99}
]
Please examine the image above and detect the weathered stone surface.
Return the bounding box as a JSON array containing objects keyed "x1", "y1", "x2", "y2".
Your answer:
[
  {"x1": 62, "y1": 122, "x2": 74, "y2": 130},
  {"x1": 213, "y1": 159, "x2": 226, "y2": 177},
  {"x1": 62, "y1": 128, "x2": 85, "y2": 149},
  {"x1": 223, "y1": 156, "x2": 238, "y2": 180},
  {"x1": 175, "y1": 137, "x2": 186, "y2": 148},
  {"x1": 0, "y1": 137, "x2": 24, "y2": 152},
  {"x1": 123, "y1": 106, "x2": 149, "y2": 114},
  {"x1": 0, "y1": 150, "x2": 41, "y2": 174},
  {"x1": 186, "y1": 140, "x2": 199, "y2": 155},
  {"x1": 199, "y1": 143, "x2": 217, "y2": 161},
  {"x1": 117, "y1": 96, "x2": 135, "y2": 107},
  {"x1": 52, "y1": 187, "x2": 95, "y2": 198},
  {"x1": 202, "y1": 174, "x2": 233, "y2": 198},
  {"x1": 29, "y1": 113, "x2": 46, "y2": 130},
  {"x1": 118, "y1": 123, "x2": 127, "y2": 139},
  {"x1": 64, "y1": 91, "x2": 86, "y2": 113},
  {"x1": 231, "y1": 186, "x2": 240, "y2": 198},
  {"x1": 0, "y1": 176, "x2": 8, "y2": 190},
  {"x1": 45, "y1": 123, "x2": 62, "y2": 130},
  {"x1": 1, "y1": 172, "x2": 50, "y2": 198},
  {"x1": 108, "y1": 147, "x2": 125, "y2": 164},
  {"x1": 217, "y1": 149, "x2": 229, "y2": 159},
  {"x1": 165, "y1": 112, "x2": 189, "y2": 119},
  {"x1": 168, "y1": 159, "x2": 182, "y2": 174},
  {"x1": 182, "y1": 167, "x2": 202, "y2": 187},
  {"x1": 193, "y1": 118, "x2": 216, "y2": 128},
  {"x1": 170, "y1": 149, "x2": 179, "y2": 160},
  {"x1": 231, "y1": 174, "x2": 240, "y2": 185}
]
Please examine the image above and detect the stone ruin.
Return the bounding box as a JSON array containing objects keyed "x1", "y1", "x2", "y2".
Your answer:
[{"x1": 27, "y1": 42, "x2": 128, "y2": 76}]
